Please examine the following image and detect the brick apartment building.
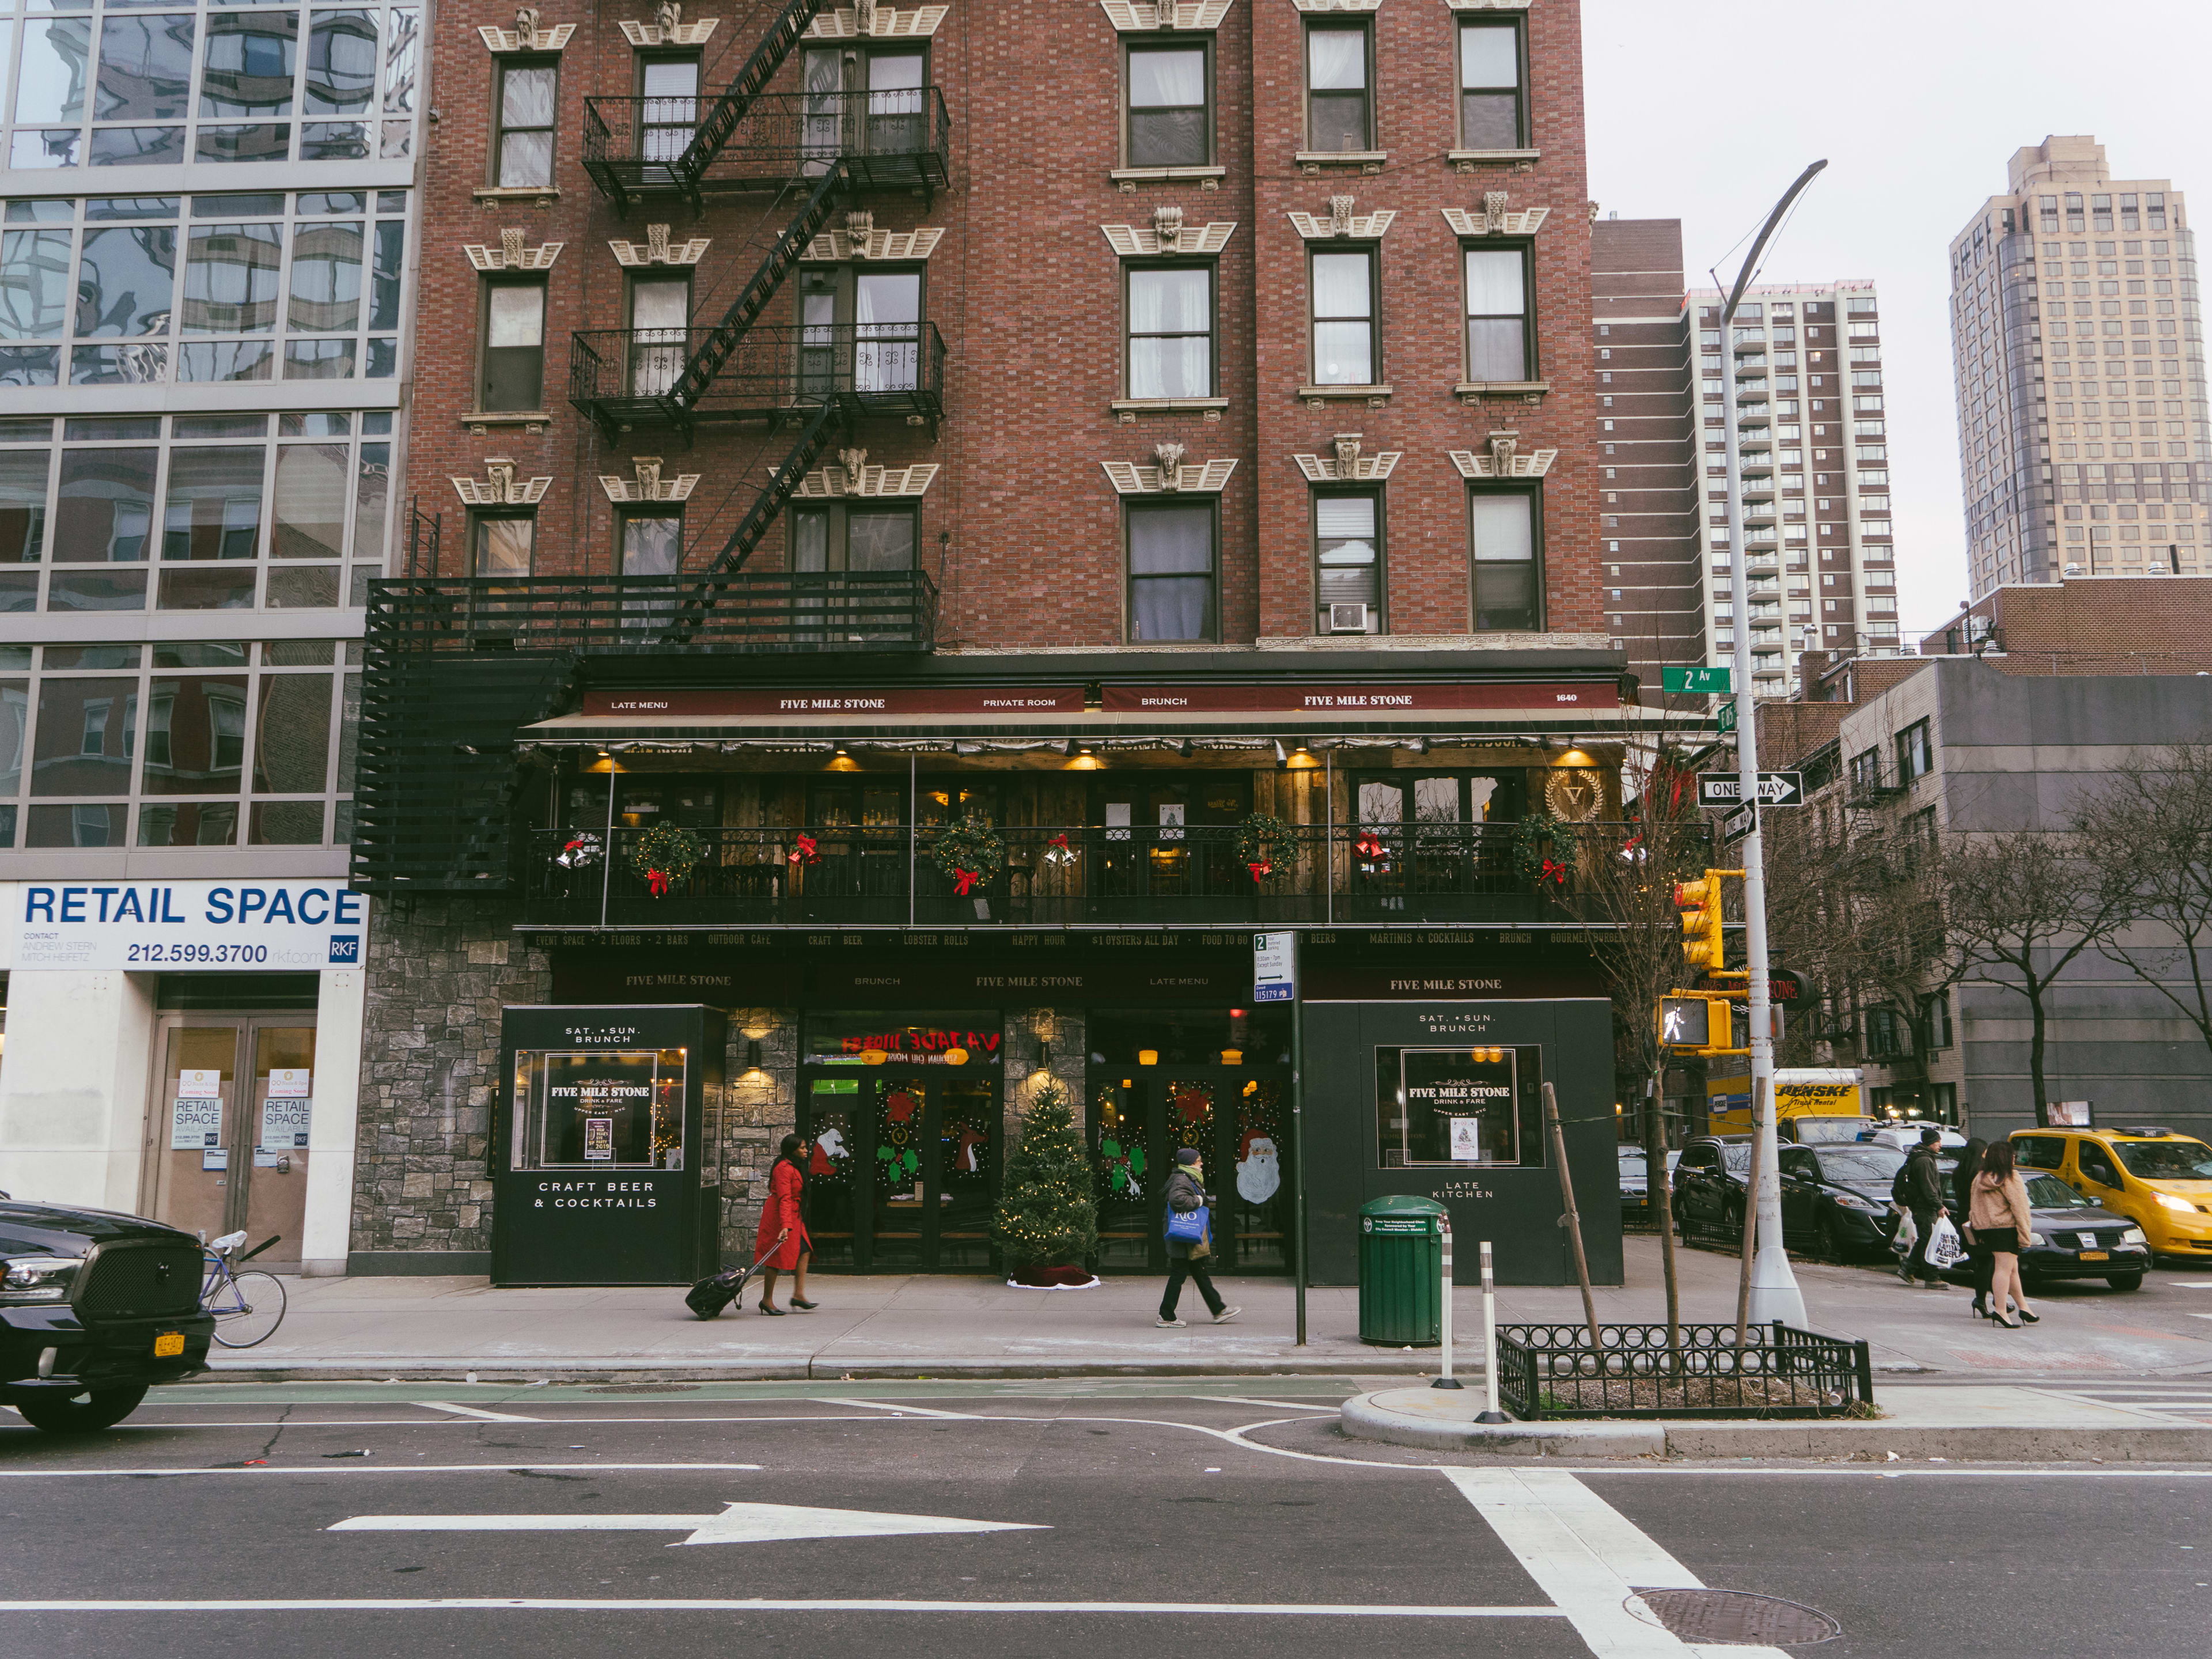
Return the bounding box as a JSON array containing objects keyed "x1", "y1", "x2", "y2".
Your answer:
[{"x1": 357, "y1": 0, "x2": 1641, "y2": 1287}]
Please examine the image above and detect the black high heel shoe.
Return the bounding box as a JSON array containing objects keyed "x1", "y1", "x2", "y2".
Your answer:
[
  {"x1": 759, "y1": 1301, "x2": 786, "y2": 1316},
  {"x1": 2017, "y1": 1308, "x2": 2040, "y2": 1324},
  {"x1": 789, "y1": 1297, "x2": 818, "y2": 1310},
  {"x1": 1971, "y1": 1299, "x2": 1987, "y2": 1319}
]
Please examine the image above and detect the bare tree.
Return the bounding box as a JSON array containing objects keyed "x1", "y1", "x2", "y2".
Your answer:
[
  {"x1": 2075, "y1": 745, "x2": 2212, "y2": 1064},
  {"x1": 1944, "y1": 830, "x2": 2127, "y2": 1120}
]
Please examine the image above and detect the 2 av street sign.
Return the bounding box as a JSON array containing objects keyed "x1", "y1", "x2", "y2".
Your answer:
[
  {"x1": 1662, "y1": 665, "x2": 1733, "y2": 695},
  {"x1": 1696, "y1": 771, "x2": 1804, "y2": 809}
]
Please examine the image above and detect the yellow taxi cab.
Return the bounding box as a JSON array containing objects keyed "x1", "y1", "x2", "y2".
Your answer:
[{"x1": 2010, "y1": 1125, "x2": 2212, "y2": 1257}]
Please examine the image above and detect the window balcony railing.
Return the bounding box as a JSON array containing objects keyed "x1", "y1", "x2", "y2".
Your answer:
[
  {"x1": 582, "y1": 87, "x2": 952, "y2": 205},
  {"x1": 569, "y1": 321, "x2": 946, "y2": 434},
  {"x1": 518, "y1": 821, "x2": 1633, "y2": 930}
]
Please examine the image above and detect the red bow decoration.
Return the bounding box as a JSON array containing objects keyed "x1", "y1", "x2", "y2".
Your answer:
[
  {"x1": 1539, "y1": 857, "x2": 1568, "y2": 888},
  {"x1": 1247, "y1": 859, "x2": 1274, "y2": 882},
  {"x1": 787, "y1": 833, "x2": 820, "y2": 867},
  {"x1": 953, "y1": 866, "x2": 982, "y2": 896},
  {"x1": 1355, "y1": 830, "x2": 1387, "y2": 860},
  {"x1": 647, "y1": 867, "x2": 672, "y2": 897}
]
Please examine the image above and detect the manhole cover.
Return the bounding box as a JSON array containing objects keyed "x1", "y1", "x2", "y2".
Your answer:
[
  {"x1": 1630, "y1": 1589, "x2": 1841, "y2": 1646},
  {"x1": 586, "y1": 1382, "x2": 703, "y2": 1394}
]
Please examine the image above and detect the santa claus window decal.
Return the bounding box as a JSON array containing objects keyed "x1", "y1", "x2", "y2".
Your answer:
[{"x1": 1376, "y1": 1044, "x2": 1541, "y2": 1167}]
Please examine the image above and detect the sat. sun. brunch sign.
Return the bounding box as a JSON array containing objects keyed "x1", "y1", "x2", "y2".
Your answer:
[{"x1": 5, "y1": 880, "x2": 368, "y2": 971}]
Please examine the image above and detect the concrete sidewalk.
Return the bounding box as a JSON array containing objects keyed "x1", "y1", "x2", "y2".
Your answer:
[{"x1": 206, "y1": 1234, "x2": 2212, "y2": 1382}]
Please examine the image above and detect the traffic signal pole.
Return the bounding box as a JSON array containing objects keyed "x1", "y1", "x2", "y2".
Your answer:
[{"x1": 1715, "y1": 160, "x2": 1825, "y2": 1328}]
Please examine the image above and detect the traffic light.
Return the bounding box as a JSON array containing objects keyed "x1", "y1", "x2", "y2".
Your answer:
[
  {"x1": 1675, "y1": 872, "x2": 1725, "y2": 973},
  {"x1": 1658, "y1": 996, "x2": 1712, "y2": 1050}
]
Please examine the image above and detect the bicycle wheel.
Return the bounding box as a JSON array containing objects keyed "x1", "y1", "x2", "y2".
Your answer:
[{"x1": 210, "y1": 1270, "x2": 287, "y2": 1348}]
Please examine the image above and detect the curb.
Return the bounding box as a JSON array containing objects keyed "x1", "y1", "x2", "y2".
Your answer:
[
  {"x1": 192, "y1": 1355, "x2": 1446, "y2": 1385},
  {"x1": 1338, "y1": 1392, "x2": 2212, "y2": 1462}
]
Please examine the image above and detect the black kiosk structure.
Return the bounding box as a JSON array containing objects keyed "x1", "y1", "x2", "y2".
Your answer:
[{"x1": 491, "y1": 1005, "x2": 724, "y2": 1286}]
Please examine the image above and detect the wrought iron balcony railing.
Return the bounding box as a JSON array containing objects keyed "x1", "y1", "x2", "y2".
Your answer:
[
  {"x1": 569, "y1": 321, "x2": 946, "y2": 435},
  {"x1": 520, "y1": 821, "x2": 1624, "y2": 930},
  {"x1": 582, "y1": 87, "x2": 952, "y2": 208},
  {"x1": 365, "y1": 571, "x2": 939, "y2": 656}
]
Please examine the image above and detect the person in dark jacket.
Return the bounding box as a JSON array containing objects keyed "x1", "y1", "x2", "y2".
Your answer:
[
  {"x1": 1955, "y1": 1137, "x2": 1994, "y2": 1316},
  {"x1": 1157, "y1": 1147, "x2": 1240, "y2": 1328},
  {"x1": 1897, "y1": 1127, "x2": 1949, "y2": 1287}
]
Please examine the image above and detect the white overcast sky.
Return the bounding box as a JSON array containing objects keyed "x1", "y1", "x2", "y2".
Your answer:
[{"x1": 1584, "y1": 0, "x2": 2212, "y2": 637}]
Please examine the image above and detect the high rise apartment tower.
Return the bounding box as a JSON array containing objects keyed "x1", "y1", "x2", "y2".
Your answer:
[{"x1": 1950, "y1": 135, "x2": 2210, "y2": 595}]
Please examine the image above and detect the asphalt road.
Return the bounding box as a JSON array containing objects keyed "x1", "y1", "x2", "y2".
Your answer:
[{"x1": 3, "y1": 1381, "x2": 2209, "y2": 1657}]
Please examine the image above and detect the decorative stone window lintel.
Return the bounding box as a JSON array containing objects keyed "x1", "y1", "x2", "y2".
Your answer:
[
  {"x1": 453, "y1": 460, "x2": 554, "y2": 506},
  {"x1": 480, "y1": 9, "x2": 575, "y2": 51},
  {"x1": 1453, "y1": 379, "x2": 1550, "y2": 406},
  {"x1": 609, "y1": 224, "x2": 711, "y2": 266},
  {"x1": 1444, "y1": 197, "x2": 1550, "y2": 237},
  {"x1": 806, "y1": 4, "x2": 949, "y2": 39},
  {"x1": 1448, "y1": 433, "x2": 1556, "y2": 479},
  {"x1": 785, "y1": 452, "x2": 942, "y2": 498},
  {"x1": 600, "y1": 457, "x2": 700, "y2": 503},
  {"x1": 805, "y1": 226, "x2": 945, "y2": 262},
  {"x1": 619, "y1": 6, "x2": 719, "y2": 47},
  {"x1": 465, "y1": 228, "x2": 563, "y2": 271},
  {"x1": 1099, "y1": 1, "x2": 1235, "y2": 32},
  {"x1": 1102, "y1": 449, "x2": 1238, "y2": 494},
  {"x1": 1288, "y1": 197, "x2": 1395, "y2": 240},
  {"x1": 1293, "y1": 438, "x2": 1400, "y2": 483},
  {"x1": 1102, "y1": 212, "x2": 1237, "y2": 257}
]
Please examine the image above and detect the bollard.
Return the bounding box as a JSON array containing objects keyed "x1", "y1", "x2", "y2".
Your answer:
[
  {"x1": 1432, "y1": 1211, "x2": 1461, "y2": 1389},
  {"x1": 1476, "y1": 1238, "x2": 1509, "y2": 1423}
]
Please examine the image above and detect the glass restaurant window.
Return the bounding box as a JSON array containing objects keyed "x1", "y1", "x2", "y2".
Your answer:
[
  {"x1": 1315, "y1": 492, "x2": 1379, "y2": 631},
  {"x1": 1458, "y1": 18, "x2": 1525, "y2": 149},
  {"x1": 1305, "y1": 22, "x2": 1370, "y2": 153},
  {"x1": 513, "y1": 1047, "x2": 688, "y2": 1170},
  {"x1": 1464, "y1": 246, "x2": 1531, "y2": 382},
  {"x1": 1127, "y1": 501, "x2": 1215, "y2": 643},
  {"x1": 1470, "y1": 488, "x2": 1539, "y2": 631},
  {"x1": 1310, "y1": 248, "x2": 1374, "y2": 385},
  {"x1": 1125, "y1": 40, "x2": 1209, "y2": 168},
  {"x1": 1126, "y1": 265, "x2": 1211, "y2": 399}
]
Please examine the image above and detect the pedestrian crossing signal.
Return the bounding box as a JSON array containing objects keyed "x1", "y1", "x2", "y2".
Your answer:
[{"x1": 1658, "y1": 996, "x2": 1712, "y2": 1050}]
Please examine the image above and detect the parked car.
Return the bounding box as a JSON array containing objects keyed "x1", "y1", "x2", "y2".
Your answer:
[
  {"x1": 1862, "y1": 1124, "x2": 1970, "y2": 1152},
  {"x1": 1937, "y1": 1172, "x2": 2150, "y2": 1293},
  {"x1": 1672, "y1": 1135, "x2": 1753, "y2": 1244},
  {"x1": 2010, "y1": 1126, "x2": 2212, "y2": 1261},
  {"x1": 1778, "y1": 1142, "x2": 1937, "y2": 1260},
  {"x1": 2, "y1": 1198, "x2": 214, "y2": 1433},
  {"x1": 1618, "y1": 1145, "x2": 1681, "y2": 1228}
]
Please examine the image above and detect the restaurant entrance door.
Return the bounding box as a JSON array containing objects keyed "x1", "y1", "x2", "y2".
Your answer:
[{"x1": 1089, "y1": 1064, "x2": 1294, "y2": 1276}]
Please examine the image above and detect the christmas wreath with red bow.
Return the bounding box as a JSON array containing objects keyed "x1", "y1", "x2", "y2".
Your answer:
[
  {"x1": 1233, "y1": 811, "x2": 1293, "y2": 883},
  {"x1": 931, "y1": 814, "x2": 1005, "y2": 897},
  {"x1": 628, "y1": 824, "x2": 703, "y2": 898},
  {"x1": 1510, "y1": 812, "x2": 1578, "y2": 892}
]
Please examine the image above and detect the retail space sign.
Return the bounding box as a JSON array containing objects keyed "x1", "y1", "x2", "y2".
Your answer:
[
  {"x1": 6, "y1": 880, "x2": 367, "y2": 972},
  {"x1": 1252, "y1": 933, "x2": 1296, "y2": 1003},
  {"x1": 171, "y1": 1097, "x2": 224, "y2": 1150},
  {"x1": 259, "y1": 1097, "x2": 312, "y2": 1152}
]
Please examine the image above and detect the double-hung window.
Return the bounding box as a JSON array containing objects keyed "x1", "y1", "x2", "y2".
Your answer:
[
  {"x1": 479, "y1": 281, "x2": 546, "y2": 411},
  {"x1": 1468, "y1": 487, "x2": 1539, "y2": 631},
  {"x1": 1464, "y1": 245, "x2": 1532, "y2": 383},
  {"x1": 1124, "y1": 40, "x2": 1210, "y2": 169},
  {"x1": 638, "y1": 54, "x2": 701, "y2": 165},
  {"x1": 1127, "y1": 501, "x2": 1217, "y2": 642},
  {"x1": 619, "y1": 509, "x2": 681, "y2": 578},
  {"x1": 1457, "y1": 18, "x2": 1526, "y2": 149},
  {"x1": 1305, "y1": 23, "x2": 1371, "y2": 153},
  {"x1": 1310, "y1": 248, "x2": 1376, "y2": 385},
  {"x1": 1315, "y1": 492, "x2": 1381, "y2": 633},
  {"x1": 494, "y1": 59, "x2": 556, "y2": 188},
  {"x1": 1126, "y1": 265, "x2": 1212, "y2": 400},
  {"x1": 1895, "y1": 717, "x2": 1933, "y2": 782},
  {"x1": 470, "y1": 512, "x2": 535, "y2": 578}
]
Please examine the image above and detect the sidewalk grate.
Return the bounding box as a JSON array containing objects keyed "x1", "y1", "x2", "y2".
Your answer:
[{"x1": 1632, "y1": 1589, "x2": 1841, "y2": 1646}]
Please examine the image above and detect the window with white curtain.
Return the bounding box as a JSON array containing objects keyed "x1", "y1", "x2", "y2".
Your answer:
[
  {"x1": 1125, "y1": 41, "x2": 1209, "y2": 168},
  {"x1": 1469, "y1": 488, "x2": 1539, "y2": 631},
  {"x1": 1126, "y1": 265, "x2": 1212, "y2": 399},
  {"x1": 1314, "y1": 491, "x2": 1380, "y2": 631},
  {"x1": 1305, "y1": 22, "x2": 1370, "y2": 153},
  {"x1": 1309, "y1": 249, "x2": 1375, "y2": 385},
  {"x1": 1127, "y1": 501, "x2": 1215, "y2": 642},
  {"x1": 854, "y1": 271, "x2": 920, "y2": 393},
  {"x1": 1464, "y1": 245, "x2": 1531, "y2": 382}
]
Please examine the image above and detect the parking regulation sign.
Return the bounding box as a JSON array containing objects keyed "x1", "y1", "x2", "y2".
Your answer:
[{"x1": 1252, "y1": 932, "x2": 1297, "y2": 1003}]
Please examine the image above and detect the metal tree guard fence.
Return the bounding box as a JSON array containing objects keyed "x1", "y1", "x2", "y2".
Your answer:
[{"x1": 1494, "y1": 1321, "x2": 1874, "y2": 1420}]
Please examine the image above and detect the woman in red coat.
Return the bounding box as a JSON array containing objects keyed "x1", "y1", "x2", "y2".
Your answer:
[{"x1": 755, "y1": 1134, "x2": 816, "y2": 1314}]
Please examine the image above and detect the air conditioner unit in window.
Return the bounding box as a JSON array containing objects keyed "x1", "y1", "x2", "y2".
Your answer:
[{"x1": 1327, "y1": 603, "x2": 1370, "y2": 633}]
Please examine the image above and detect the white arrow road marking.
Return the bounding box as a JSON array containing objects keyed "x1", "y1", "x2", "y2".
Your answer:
[
  {"x1": 413, "y1": 1402, "x2": 543, "y2": 1422},
  {"x1": 1447, "y1": 1468, "x2": 1791, "y2": 1659},
  {"x1": 817, "y1": 1397, "x2": 979, "y2": 1420},
  {"x1": 0, "y1": 1598, "x2": 1567, "y2": 1618},
  {"x1": 331, "y1": 1501, "x2": 1048, "y2": 1548}
]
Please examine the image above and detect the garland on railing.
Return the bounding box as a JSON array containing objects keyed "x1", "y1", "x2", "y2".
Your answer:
[
  {"x1": 629, "y1": 825, "x2": 703, "y2": 898},
  {"x1": 1233, "y1": 812, "x2": 1293, "y2": 882},
  {"x1": 1512, "y1": 813, "x2": 1578, "y2": 891},
  {"x1": 931, "y1": 814, "x2": 1005, "y2": 897}
]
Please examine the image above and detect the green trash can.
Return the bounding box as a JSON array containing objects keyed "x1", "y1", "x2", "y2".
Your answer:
[{"x1": 1358, "y1": 1195, "x2": 1446, "y2": 1346}]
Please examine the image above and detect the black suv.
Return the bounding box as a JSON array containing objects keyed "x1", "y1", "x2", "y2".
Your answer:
[{"x1": 2, "y1": 1197, "x2": 214, "y2": 1432}]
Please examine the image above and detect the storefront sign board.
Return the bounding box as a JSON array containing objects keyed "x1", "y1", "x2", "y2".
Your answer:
[
  {"x1": 171, "y1": 1097, "x2": 224, "y2": 1149},
  {"x1": 259, "y1": 1097, "x2": 312, "y2": 1151},
  {"x1": 9, "y1": 880, "x2": 368, "y2": 972}
]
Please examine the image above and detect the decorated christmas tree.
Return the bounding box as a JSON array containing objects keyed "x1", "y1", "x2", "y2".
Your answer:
[{"x1": 993, "y1": 1077, "x2": 1100, "y2": 1282}]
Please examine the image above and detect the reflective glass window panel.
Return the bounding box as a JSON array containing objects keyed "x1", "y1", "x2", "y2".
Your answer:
[
  {"x1": 200, "y1": 11, "x2": 296, "y2": 119},
  {"x1": 304, "y1": 10, "x2": 375, "y2": 113},
  {"x1": 54, "y1": 446, "x2": 156, "y2": 560},
  {"x1": 141, "y1": 673, "x2": 247, "y2": 793},
  {"x1": 0, "y1": 449, "x2": 48, "y2": 562},
  {"x1": 32, "y1": 675, "x2": 134, "y2": 796},
  {"x1": 161, "y1": 445, "x2": 264, "y2": 559},
  {"x1": 180, "y1": 220, "x2": 280, "y2": 333},
  {"x1": 286, "y1": 218, "x2": 360, "y2": 331},
  {"x1": 75, "y1": 222, "x2": 177, "y2": 336},
  {"x1": 16, "y1": 18, "x2": 91, "y2": 126},
  {"x1": 252, "y1": 671, "x2": 331, "y2": 793},
  {"x1": 94, "y1": 12, "x2": 193, "y2": 120},
  {"x1": 272, "y1": 441, "x2": 347, "y2": 558},
  {"x1": 0, "y1": 228, "x2": 72, "y2": 338}
]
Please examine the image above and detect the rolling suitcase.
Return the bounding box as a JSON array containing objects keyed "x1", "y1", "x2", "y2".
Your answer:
[{"x1": 684, "y1": 1244, "x2": 781, "y2": 1320}]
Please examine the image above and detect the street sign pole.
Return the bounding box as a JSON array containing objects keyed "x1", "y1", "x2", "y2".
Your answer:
[
  {"x1": 1290, "y1": 931, "x2": 1307, "y2": 1347},
  {"x1": 1716, "y1": 160, "x2": 1823, "y2": 1327}
]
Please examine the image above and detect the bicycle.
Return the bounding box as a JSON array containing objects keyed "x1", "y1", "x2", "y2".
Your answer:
[{"x1": 202, "y1": 1231, "x2": 287, "y2": 1349}]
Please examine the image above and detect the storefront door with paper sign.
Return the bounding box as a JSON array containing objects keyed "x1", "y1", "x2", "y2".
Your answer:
[{"x1": 143, "y1": 1015, "x2": 317, "y2": 1266}]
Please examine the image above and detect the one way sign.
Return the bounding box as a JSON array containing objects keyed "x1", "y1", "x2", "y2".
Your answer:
[{"x1": 1697, "y1": 771, "x2": 1804, "y2": 808}]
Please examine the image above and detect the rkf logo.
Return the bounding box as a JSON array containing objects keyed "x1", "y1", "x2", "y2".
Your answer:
[{"x1": 327, "y1": 935, "x2": 361, "y2": 964}]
